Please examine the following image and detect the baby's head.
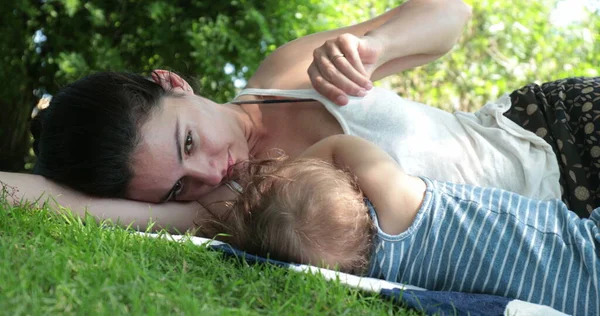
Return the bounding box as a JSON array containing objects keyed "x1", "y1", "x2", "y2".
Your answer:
[{"x1": 228, "y1": 157, "x2": 374, "y2": 274}]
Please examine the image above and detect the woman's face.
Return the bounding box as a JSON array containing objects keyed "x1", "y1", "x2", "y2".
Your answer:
[{"x1": 126, "y1": 94, "x2": 249, "y2": 202}]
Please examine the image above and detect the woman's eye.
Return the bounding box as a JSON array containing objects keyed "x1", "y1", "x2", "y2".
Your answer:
[
  {"x1": 184, "y1": 131, "x2": 193, "y2": 154},
  {"x1": 172, "y1": 180, "x2": 183, "y2": 199}
]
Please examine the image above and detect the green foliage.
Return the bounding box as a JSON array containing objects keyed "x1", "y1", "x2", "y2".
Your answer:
[
  {"x1": 18, "y1": 0, "x2": 373, "y2": 103},
  {"x1": 0, "y1": 1, "x2": 40, "y2": 172},
  {"x1": 391, "y1": 0, "x2": 600, "y2": 112},
  {"x1": 0, "y1": 0, "x2": 598, "y2": 170}
]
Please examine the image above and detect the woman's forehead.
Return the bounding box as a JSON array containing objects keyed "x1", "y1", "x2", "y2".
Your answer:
[
  {"x1": 163, "y1": 93, "x2": 208, "y2": 108},
  {"x1": 142, "y1": 94, "x2": 202, "y2": 133},
  {"x1": 130, "y1": 95, "x2": 210, "y2": 201},
  {"x1": 127, "y1": 133, "x2": 181, "y2": 202}
]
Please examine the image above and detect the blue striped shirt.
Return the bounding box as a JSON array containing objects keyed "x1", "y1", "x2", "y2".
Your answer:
[{"x1": 367, "y1": 177, "x2": 600, "y2": 316}]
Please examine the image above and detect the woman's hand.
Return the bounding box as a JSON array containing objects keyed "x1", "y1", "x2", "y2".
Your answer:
[
  {"x1": 306, "y1": 0, "x2": 471, "y2": 106},
  {"x1": 308, "y1": 33, "x2": 383, "y2": 106},
  {"x1": 248, "y1": 0, "x2": 470, "y2": 100}
]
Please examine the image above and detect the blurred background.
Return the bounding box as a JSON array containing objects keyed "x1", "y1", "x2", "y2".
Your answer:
[{"x1": 0, "y1": 0, "x2": 598, "y2": 172}]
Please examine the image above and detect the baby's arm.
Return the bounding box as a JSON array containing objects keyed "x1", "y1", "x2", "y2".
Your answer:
[{"x1": 299, "y1": 135, "x2": 426, "y2": 234}]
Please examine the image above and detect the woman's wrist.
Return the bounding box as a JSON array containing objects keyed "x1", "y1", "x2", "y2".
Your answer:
[
  {"x1": 362, "y1": 0, "x2": 471, "y2": 62},
  {"x1": 360, "y1": 32, "x2": 389, "y2": 73}
]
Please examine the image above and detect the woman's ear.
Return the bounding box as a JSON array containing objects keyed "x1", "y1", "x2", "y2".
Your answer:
[{"x1": 151, "y1": 69, "x2": 194, "y2": 94}]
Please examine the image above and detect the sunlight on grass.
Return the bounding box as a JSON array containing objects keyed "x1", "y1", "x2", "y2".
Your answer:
[{"x1": 0, "y1": 195, "x2": 420, "y2": 315}]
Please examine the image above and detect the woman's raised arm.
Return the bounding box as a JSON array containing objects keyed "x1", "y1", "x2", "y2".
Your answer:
[
  {"x1": 0, "y1": 171, "x2": 202, "y2": 234},
  {"x1": 248, "y1": 0, "x2": 472, "y2": 102}
]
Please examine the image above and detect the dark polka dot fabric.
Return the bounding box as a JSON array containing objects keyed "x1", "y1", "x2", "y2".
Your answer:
[{"x1": 504, "y1": 77, "x2": 600, "y2": 218}]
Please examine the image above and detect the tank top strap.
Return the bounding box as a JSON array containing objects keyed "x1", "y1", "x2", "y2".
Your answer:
[{"x1": 235, "y1": 88, "x2": 323, "y2": 100}]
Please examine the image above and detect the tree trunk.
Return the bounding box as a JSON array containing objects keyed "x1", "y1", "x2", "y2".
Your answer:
[
  {"x1": 0, "y1": 2, "x2": 38, "y2": 173},
  {"x1": 0, "y1": 96, "x2": 34, "y2": 172}
]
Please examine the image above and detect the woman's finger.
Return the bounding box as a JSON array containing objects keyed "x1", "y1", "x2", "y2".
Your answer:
[
  {"x1": 315, "y1": 51, "x2": 367, "y2": 98},
  {"x1": 308, "y1": 62, "x2": 349, "y2": 106},
  {"x1": 326, "y1": 42, "x2": 372, "y2": 92},
  {"x1": 335, "y1": 34, "x2": 369, "y2": 78}
]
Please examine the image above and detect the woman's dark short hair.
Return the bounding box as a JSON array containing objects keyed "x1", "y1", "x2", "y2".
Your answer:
[{"x1": 31, "y1": 72, "x2": 167, "y2": 197}]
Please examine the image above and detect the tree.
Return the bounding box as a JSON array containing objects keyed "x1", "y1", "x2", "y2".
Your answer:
[
  {"x1": 389, "y1": 0, "x2": 600, "y2": 112},
  {"x1": 0, "y1": 0, "x2": 356, "y2": 171},
  {"x1": 0, "y1": 2, "x2": 40, "y2": 172},
  {"x1": 1, "y1": 0, "x2": 598, "y2": 171}
]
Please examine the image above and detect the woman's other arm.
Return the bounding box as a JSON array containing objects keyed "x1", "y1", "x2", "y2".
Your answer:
[
  {"x1": 310, "y1": 0, "x2": 472, "y2": 104},
  {"x1": 248, "y1": 0, "x2": 472, "y2": 100},
  {"x1": 360, "y1": 0, "x2": 472, "y2": 81},
  {"x1": 0, "y1": 171, "x2": 202, "y2": 233}
]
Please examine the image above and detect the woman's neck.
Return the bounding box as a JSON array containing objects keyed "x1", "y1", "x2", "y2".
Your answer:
[
  {"x1": 225, "y1": 98, "x2": 343, "y2": 159},
  {"x1": 246, "y1": 103, "x2": 292, "y2": 158},
  {"x1": 223, "y1": 102, "x2": 269, "y2": 157}
]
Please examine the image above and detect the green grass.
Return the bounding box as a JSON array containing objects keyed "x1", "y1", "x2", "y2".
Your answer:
[{"x1": 0, "y1": 196, "x2": 419, "y2": 315}]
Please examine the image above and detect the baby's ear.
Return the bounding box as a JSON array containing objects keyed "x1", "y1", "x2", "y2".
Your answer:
[{"x1": 151, "y1": 69, "x2": 194, "y2": 94}]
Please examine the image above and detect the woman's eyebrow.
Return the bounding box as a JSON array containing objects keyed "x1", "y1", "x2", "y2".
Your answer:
[
  {"x1": 175, "y1": 117, "x2": 182, "y2": 164},
  {"x1": 160, "y1": 117, "x2": 184, "y2": 203}
]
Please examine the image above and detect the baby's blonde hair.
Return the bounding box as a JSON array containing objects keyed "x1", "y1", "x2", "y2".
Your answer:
[{"x1": 227, "y1": 157, "x2": 374, "y2": 274}]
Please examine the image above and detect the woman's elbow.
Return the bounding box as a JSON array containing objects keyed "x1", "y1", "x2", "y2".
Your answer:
[
  {"x1": 429, "y1": 0, "x2": 473, "y2": 52},
  {"x1": 455, "y1": 0, "x2": 473, "y2": 22},
  {"x1": 425, "y1": 0, "x2": 472, "y2": 22},
  {"x1": 444, "y1": 0, "x2": 472, "y2": 22}
]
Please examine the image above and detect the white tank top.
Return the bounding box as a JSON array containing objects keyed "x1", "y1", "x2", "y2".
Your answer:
[{"x1": 236, "y1": 87, "x2": 561, "y2": 200}]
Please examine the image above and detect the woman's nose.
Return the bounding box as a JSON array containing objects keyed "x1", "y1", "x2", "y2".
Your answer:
[
  {"x1": 199, "y1": 170, "x2": 223, "y2": 186},
  {"x1": 186, "y1": 157, "x2": 223, "y2": 186}
]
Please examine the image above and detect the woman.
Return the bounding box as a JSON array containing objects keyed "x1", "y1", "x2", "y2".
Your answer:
[{"x1": 0, "y1": 0, "x2": 596, "y2": 234}]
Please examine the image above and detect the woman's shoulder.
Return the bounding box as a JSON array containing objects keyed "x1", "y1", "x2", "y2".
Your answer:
[{"x1": 246, "y1": 65, "x2": 313, "y2": 92}]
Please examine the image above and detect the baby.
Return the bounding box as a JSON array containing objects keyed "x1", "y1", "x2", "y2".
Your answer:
[
  {"x1": 226, "y1": 156, "x2": 375, "y2": 275},
  {"x1": 223, "y1": 135, "x2": 599, "y2": 316}
]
